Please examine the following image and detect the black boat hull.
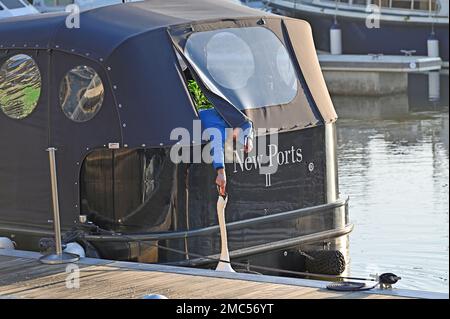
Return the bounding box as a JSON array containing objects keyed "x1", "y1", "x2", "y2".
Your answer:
[{"x1": 1, "y1": 125, "x2": 352, "y2": 275}]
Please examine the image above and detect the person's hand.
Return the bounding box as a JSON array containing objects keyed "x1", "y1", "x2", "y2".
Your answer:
[
  {"x1": 216, "y1": 168, "x2": 226, "y2": 196},
  {"x1": 233, "y1": 127, "x2": 254, "y2": 154},
  {"x1": 244, "y1": 137, "x2": 253, "y2": 154}
]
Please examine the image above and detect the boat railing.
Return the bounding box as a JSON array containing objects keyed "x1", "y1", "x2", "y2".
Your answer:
[
  {"x1": 0, "y1": 0, "x2": 39, "y2": 19},
  {"x1": 374, "y1": 0, "x2": 439, "y2": 12},
  {"x1": 31, "y1": 0, "x2": 143, "y2": 13},
  {"x1": 330, "y1": 0, "x2": 439, "y2": 12},
  {"x1": 270, "y1": 0, "x2": 443, "y2": 15}
]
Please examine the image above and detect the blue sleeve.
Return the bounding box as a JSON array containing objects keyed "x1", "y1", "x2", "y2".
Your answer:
[
  {"x1": 199, "y1": 109, "x2": 227, "y2": 170},
  {"x1": 199, "y1": 110, "x2": 253, "y2": 170},
  {"x1": 211, "y1": 128, "x2": 226, "y2": 170}
]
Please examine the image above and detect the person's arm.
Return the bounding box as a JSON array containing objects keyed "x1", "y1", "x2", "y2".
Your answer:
[
  {"x1": 211, "y1": 128, "x2": 226, "y2": 196},
  {"x1": 199, "y1": 108, "x2": 228, "y2": 196}
]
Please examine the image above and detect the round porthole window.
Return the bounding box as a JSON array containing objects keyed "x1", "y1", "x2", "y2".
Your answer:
[
  {"x1": 60, "y1": 65, "x2": 104, "y2": 122},
  {"x1": 0, "y1": 54, "x2": 41, "y2": 120}
]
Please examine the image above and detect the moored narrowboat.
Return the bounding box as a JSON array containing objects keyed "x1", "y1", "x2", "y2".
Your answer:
[{"x1": 0, "y1": 0, "x2": 352, "y2": 276}]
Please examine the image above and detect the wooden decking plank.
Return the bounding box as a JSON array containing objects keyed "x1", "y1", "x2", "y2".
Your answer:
[
  {"x1": 18, "y1": 266, "x2": 122, "y2": 298},
  {"x1": 0, "y1": 264, "x2": 88, "y2": 291},
  {"x1": 109, "y1": 271, "x2": 202, "y2": 299},
  {"x1": 72, "y1": 270, "x2": 172, "y2": 299},
  {"x1": 164, "y1": 276, "x2": 294, "y2": 299},
  {"x1": 74, "y1": 273, "x2": 142, "y2": 299},
  {"x1": 156, "y1": 274, "x2": 247, "y2": 298},
  {"x1": 0, "y1": 258, "x2": 37, "y2": 273},
  {"x1": 167, "y1": 279, "x2": 259, "y2": 299},
  {"x1": 236, "y1": 285, "x2": 315, "y2": 299},
  {"x1": 0, "y1": 264, "x2": 111, "y2": 298},
  {"x1": 295, "y1": 288, "x2": 355, "y2": 299},
  {"x1": 206, "y1": 282, "x2": 279, "y2": 299},
  {"x1": 159, "y1": 274, "x2": 252, "y2": 295},
  {"x1": 84, "y1": 277, "x2": 170, "y2": 298},
  {"x1": 334, "y1": 291, "x2": 408, "y2": 299},
  {"x1": 58, "y1": 268, "x2": 171, "y2": 299},
  {"x1": 0, "y1": 251, "x2": 434, "y2": 299},
  {"x1": 127, "y1": 275, "x2": 202, "y2": 298},
  {"x1": 0, "y1": 263, "x2": 65, "y2": 282}
]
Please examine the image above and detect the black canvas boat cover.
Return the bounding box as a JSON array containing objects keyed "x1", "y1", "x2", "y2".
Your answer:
[
  {"x1": 0, "y1": 0, "x2": 337, "y2": 229},
  {"x1": 0, "y1": 0, "x2": 337, "y2": 148},
  {"x1": 0, "y1": 0, "x2": 265, "y2": 61}
]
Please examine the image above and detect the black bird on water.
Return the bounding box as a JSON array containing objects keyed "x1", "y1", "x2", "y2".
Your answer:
[{"x1": 379, "y1": 273, "x2": 402, "y2": 289}]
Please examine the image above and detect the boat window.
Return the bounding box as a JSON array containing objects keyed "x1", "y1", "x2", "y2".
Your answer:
[
  {"x1": 322, "y1": 0, "x2": 438, "y2": 11},
  {"x1": 43, "y1": 0, "x2": 74, "y2": 6},
  {"x1": 0, "y1": 54, "x2": 41, "y2": 120},
  {"x1": 60, "y1": 65, "x2": 104, "y2": 123},
  {"x1": 352, "y1": 0, "x2": 367, "y2": 5},
  {"x1": 185, "y1": 27, "x2": 299, "y2": 110},
  {"x1": 1, "y1": 0, "x2": 25, "y2": 9},
  {"x1": 372, "y1": 0, "x2": 438, "y2": 11},
  {"x1": 389, "y1": 0, "x2": 413, "y2": 9},
  {"x1": 80, "y1": 148, "x2": 170, "y2": 232}
]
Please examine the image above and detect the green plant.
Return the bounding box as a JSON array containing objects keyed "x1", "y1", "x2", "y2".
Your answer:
[{"x1": 187, "y1": 80, "x2": 213, "y2": 111}]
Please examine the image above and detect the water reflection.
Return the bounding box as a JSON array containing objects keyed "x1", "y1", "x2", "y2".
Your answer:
[
  {"x1": 335, "y1": 72, "x2": 449, "y2": 293},
  {"x1": 332, "y1": 94, "x2": 409, "y2": 120},
  {"x1": 409, "y1": 71, "x2": 449, "y2": 111}
]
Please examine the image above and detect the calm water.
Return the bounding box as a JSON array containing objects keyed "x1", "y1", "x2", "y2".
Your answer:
[{"x1": 335, "y1": 72, "x2": 449, "y2": 293}]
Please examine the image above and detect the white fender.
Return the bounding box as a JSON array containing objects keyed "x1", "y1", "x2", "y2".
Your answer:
[
  {"x1": 215, "y1": 195, "x2": 235, "y2": 272},
  {"x1": 63, "y1": 242, "x2": 86, "y2": 258},
  {"x1": 330, "y1": 24, "x2": 342, "y2": 55},
  {"x1": 427, "y1": 36, "x2": 440, "y2": 58}
]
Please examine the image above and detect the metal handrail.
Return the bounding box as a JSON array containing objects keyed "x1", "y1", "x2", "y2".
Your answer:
[
  {"x1": 281, "y1": 0, "x2": 439, "y2": 12},
  {"x1": 85, "y1": 197, "x2": 349, "y2": 242},
  {"x1": 168, "y1": 223, "x2": 354, "y2": 267}
]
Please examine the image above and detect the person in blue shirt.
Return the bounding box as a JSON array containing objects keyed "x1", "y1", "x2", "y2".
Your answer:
[{"x1": 188, "y1": 80, "x2": 253, "y2": 196}]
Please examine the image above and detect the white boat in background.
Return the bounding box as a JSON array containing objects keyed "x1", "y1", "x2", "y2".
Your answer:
[
  {"x1": 268, "y1": 0, "x2": 449, "y2": 62},
  {"x1": 31, "y1": 0, "x2": 142, "y2": 13},
  {"x1": 240, "y1": 0, "x2": 268, "y2": 8},
  {"x1": 0, "y1": 0, "x2": 39, "y2": 19}
]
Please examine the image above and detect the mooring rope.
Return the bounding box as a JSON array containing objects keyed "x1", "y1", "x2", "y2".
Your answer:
[{"x1": 73, "y1": 229, "x2": 377, "y2": 283}]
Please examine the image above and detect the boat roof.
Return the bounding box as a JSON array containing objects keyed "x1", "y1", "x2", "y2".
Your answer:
[
  {"x1": 0, "y1": 0, "x2": 266, "y2": 58},
  {"x1": 0, "y1": 0, "x2": 336, "y2": 149},
  {"x1": 0, "y1": 0, "x2": 338, "y2": 224}
]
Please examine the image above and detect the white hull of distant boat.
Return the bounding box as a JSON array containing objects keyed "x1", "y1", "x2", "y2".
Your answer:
[
  {"x1": 31, "y1": 0, "x2": 141, "y2": 13},
  {"x1": 268, "y1": 0, "x2": 449, "y2": 61},
  {"x1": 0, "y1": 0, "x2": 39, "y2": 19}
]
